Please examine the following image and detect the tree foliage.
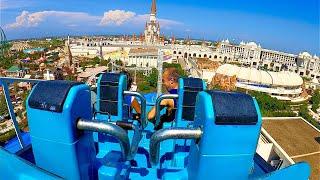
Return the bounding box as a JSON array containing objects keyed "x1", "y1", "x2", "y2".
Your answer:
[
  {"x1": 146, "y1": 68, "x2": 158, "y2": 88},
  {"x1": 244, "y1": 90, "x2": 295, "y2": 117},
  {"x1": 0, "y1": 93, "x2": 8, "y2": 116},
  {"x1": 311, "y1": 90, "x2": 320, "y2": 112},
  {"x1": 163, "y1": 62, "x2": 187, "y2": 77},
  {"x1": 299, "y1": 104, "x2": 320, "y2": 130},
  {"x1": 0, "y1": 56, "x2": 14, "y2": 69}
]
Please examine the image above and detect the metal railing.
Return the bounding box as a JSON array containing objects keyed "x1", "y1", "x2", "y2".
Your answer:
[
  {"x1": 123, "y1": 90, "x2": 147, "y2": 128},
  {"x1": 149, "y1": 127, "x2": 202, "y2": 165},
  {"x1": 0, "y1": 77, "x2": 45, "y2": 149},
  {"x1": 154, "y1": 94, "x2": 179, "y2": 127},
  {"x1": 77, "y1": 118, "x2": 130, "y2": 160}
]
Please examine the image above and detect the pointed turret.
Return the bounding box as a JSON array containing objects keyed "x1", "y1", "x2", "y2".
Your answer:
[{"x1": 151, "y1": 0, "x2": 156, "y2": 15}]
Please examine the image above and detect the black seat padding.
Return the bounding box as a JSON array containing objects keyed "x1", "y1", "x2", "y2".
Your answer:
[
  {"x1": 181, "y1": 78, "x2": 204, "y2": 121},
  {"x1": 28, "y1": 80, "x2": 82, "y2": 113},
  {"x1": 206, "y1": 90, "x2": 258, "y2": 125},
  {"x1": 99, "y1": 73, "x2": 121, "y2": 116}
]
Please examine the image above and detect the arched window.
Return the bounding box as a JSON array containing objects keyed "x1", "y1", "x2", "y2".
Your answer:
[
  {"x1": 204, "y1": 54, "x2": 207, "y2": 58},
  {"x1": 193, "y1": 53, "x2": 196, "y2": 57},
  {"x1": 214, "y1": 55, "x2": 217, "y2": 59},
  {"x1": 173, "y1": 51, "x2": 176, "y2": 54}
]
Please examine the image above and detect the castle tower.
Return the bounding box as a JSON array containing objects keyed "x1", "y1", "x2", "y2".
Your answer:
[
  {"x1": 144, "y1": 0, "x2": 160, "y2": 45},
  {"x1": 64, "y1": 36, "x2": 72, "y2": 67}
]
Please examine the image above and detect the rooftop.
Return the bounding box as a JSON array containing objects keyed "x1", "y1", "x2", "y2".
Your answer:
[
  {"x1": 129, "y1": 48, "x2": 158, "y2": 56},
  {"x1": 195, "y1": 58, "x2": 220, "y2": 70},
  {"x1": 216, "y1": 64, "x2": 303, "y2": 87},
  {"x1": 262, "y1": 118, "x2": 320, "y2": 180},
  {"x1": 6, "y1": 66, "x2": 29, "y2": 72}
]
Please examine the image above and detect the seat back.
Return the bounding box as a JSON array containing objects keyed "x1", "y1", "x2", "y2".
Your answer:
[
  {"x1": 27, "y1": 81, "x2": 95, "y2": 179},
  {"x1": 175, "y1": 77, "x2": 206, "y2": 126},
  {"x1": 96, "y1": 73, "x2": 127, "y2": 120},
  {"x1": 187, "y1": 90, "x2": 262, "y2": 180}
]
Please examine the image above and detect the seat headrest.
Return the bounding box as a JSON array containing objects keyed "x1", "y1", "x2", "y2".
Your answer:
[
  {"x1": 180, "y1": 77, "x2": 204, "y2": 121},
  {"x1": 206, "y1": 90, "x2": 258, "y2": 125},
  {"x1": 100, "y1": 73, "x2": 121, "y2": 85},
  {"x1": 182, "y1": 77, "x2": 203, "y2": 90},
  {"x1": 28, "y1": 81, "x2": 82, "y2": 112}
]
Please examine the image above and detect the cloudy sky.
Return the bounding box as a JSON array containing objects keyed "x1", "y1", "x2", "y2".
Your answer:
[{"x1": 1, "y1": 0, "x2": 319, "y2": 54}]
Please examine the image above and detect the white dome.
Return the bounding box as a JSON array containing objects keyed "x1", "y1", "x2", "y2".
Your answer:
[
  {"x1": 216, "y1": 64, "x2": 303, "y2": 87},
  {"x1": 312, "y1": 77, "x2": 319, "y2": 84},
  {"x1": 246, "y1": 42, "x2": 258, "y2": 48},
  {"x1": 299, "y1": 51, "x2": 312, "y2": 58}
]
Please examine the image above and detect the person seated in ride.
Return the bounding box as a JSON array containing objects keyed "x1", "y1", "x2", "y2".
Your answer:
[
  {"x1": 148, "y1": 67, "x2": 179, "y2": 130},
  {"x1": 121, "y1": 70, "x2": 141, "y2": 121}
]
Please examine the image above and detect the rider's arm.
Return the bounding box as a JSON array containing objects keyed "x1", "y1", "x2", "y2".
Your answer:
[
  {"x1": 147, "y1": 99, "x2": 174, "y2": 121},
  {"x1": 131, "y1": 98, "x2": 141, "y2": 114}
]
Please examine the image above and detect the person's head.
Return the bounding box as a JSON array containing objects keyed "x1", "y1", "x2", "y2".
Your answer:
[
  {"x1": 162, "y1": 67, "x2": 179, "y2": 91},
  {"x1": 120, "y1": 70, "x2": 133, "y2": 90}
]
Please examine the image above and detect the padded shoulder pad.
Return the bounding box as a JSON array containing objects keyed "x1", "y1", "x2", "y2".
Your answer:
[
  {"x1": 100, "y1": 73, "x2": 121, "y2": 85},
  {"x1": 182, "y1": 77, "x2": 203, "y2": 90},
  {"x1": 181, "y1": 77, "x2": 204, "y2": 121},
  {"x1": 28, "y1": 80, "x2": 82, "y2": 112},
  {"x1": 206, "y1": 90, "x2": 258, "y2": 125}
]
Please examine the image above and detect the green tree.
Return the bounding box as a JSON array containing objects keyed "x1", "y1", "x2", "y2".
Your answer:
[
  {"x1": 138, "y1": 81, "x2": 151, "y2": 92},
  {"x1": 65, "y1": 75, "x2": 76, "y2": 81},
  {"x1": 99, "y1": 59, "x2": 110, "y2": 66},
  {"x1": 0, "y1": 56, "x2": 14, "y2": 69},
  {"x1": 163, "y1": 62, "x2": 188, "y2": 77},
  {"x1": 299, "y1": 104, "x2": 320, "y2": 130},
  {"x1": 311, "y1": 90, "x2": 320, "y2": 112},
  {"x1": 0, "y1": 94, "x2": 8, "y2": 116},
  {"x1": 146, "y1": 68, "x2": 158, "y2": 88}
]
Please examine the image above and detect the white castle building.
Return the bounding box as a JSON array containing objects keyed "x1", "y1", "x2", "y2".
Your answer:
[{"x1": 216, "y1": 40, "x2": 319, "y2": 80}]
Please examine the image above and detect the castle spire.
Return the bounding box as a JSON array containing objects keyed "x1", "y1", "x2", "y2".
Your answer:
[{"x1": 151, "y1": 0, "x2": 156, "y2": 15}]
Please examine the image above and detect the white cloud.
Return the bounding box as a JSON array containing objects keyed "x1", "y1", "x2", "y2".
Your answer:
[
  {"x1": 6, "y1": 10, "x2": 100, "y2": 29},
  {"x1": 6, "y1": 9, "x2": 182, "y2": 29},
  {"x1": 7, "y1": 10, "x2": 29, "y2": 28},
  {"x1": 100, "y1": 10, "x2": 136, "y2": 26}
]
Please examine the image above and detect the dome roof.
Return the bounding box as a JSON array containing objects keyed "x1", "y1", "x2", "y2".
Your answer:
[
  {"x1": 216, "y1": 64, "x2": 303, "y2": 87},
  {"x1": 312, "y1": 77, "x2": 319, "y2": 84},
  {"x1": 246, "y1": 42, "x2": 258, "y2": 48},
  {"x1": 299, "y1": 51, "x2": 312, "y2": 58}
]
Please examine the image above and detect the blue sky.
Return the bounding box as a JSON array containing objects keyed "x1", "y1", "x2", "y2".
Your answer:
[{"x1": 1, "y1": 0, "x2": 319, "y2": 54}]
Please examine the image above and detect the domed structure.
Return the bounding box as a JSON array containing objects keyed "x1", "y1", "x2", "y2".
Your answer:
[
  {"x1": 312, "y1": 77, "x2": 319, "y2": 84},
  {"x1": 246, "y1": 42, "x2": 258, "y2": 48},
  {"x1": 299, "y1": 52, "x2": 312, "y2": 58},
  {"x1": 215, "y1": 64, "x2": 304, "y2": 101}
]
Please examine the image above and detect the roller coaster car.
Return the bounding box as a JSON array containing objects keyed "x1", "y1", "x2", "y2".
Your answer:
[{"x1": 0, "y1": 78, "x2": 311, "y2": 180}]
